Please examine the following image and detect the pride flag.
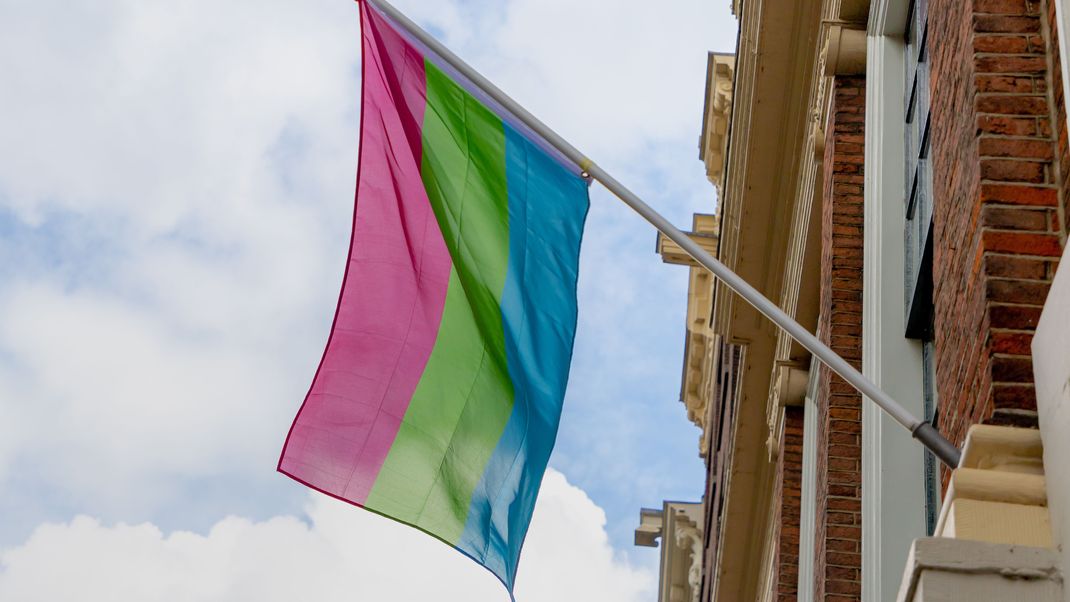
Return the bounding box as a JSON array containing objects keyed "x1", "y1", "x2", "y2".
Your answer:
[{"x1": 278, "y1": 0, "x2": 589, "y2": 593}]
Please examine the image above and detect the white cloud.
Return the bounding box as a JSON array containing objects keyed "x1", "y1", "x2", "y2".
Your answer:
[
  {"x1": 0, "y1": 284, "x2": 294, "y2": 503},
  {"x1": 0, "y1": 470, "x2": 652, "y2": 602},
  {"x1": 0, "y1": 0, "x2": 727, "y2": 566},
  {"x1": 0, "y1": 0, "x2": 362, "y2": 511},
  {"x1": 0, "y1": 364, "x2": 20, "y2": 483},
  {"x1": 0, "y1": 0, "x2": 361, "y2": 233},
  {"x1": 390, "y1": 0, "x2": 736, "y2": 162}
]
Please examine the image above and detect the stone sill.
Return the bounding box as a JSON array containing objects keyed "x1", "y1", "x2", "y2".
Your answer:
[{"x1": 897, "y1": 538, "x2": 1062, "y2": 602}]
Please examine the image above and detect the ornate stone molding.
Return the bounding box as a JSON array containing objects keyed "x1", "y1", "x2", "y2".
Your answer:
[
  {"x1": 656, "y1": 214, "x2": 719, "y2": 269},
  {"x1": 674, "y1": 519, "x2": 704, "y2": 602},
  {"x1": 700, "y1": 53, "x2": 735, "y2": 199},
  {"x1": 634, "y1": 502, "x2": 705, "y2": 602},
  {"x1": 657, "y1": 214, "x2": 720, "y2": 456}
]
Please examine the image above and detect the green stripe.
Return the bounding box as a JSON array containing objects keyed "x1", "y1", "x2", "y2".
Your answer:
[{"x1": 364, "y1": 60, "x2": 515, "y2": 545}]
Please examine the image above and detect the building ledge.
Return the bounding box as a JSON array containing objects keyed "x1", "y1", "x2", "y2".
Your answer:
[
  {"x1": 634, "y1": 502, "x2": 704, "y2": 602},
  {"x1": 656, "y1": 214, "x2": 719, "y2": 268},
  {"x1": 896, "y1": 538, "x2": 1062, "y2": 602},
  {"x1": 700, "y1": 54, "x2": 735, "y2": 196},
  {"x1": 656, "y1": 213, "x2": 720, "y2": 456},
  {"x1": 1034, "y1": 240, "x2": 1070, "y2": 602},
  {"x1": 959, "y1": 423, "x2": 1044, "y2": 474},
  {"x1": 934, "y1": 425, "x2": 1053, "y2": 549}
]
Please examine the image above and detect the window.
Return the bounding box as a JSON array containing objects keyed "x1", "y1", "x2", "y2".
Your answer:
[
  {"x1": 904, "y1": 0, "x2": 940, "y2": 534},
  {"x1": 904, "y1": 0, "x2": 934, "y2": 341}
]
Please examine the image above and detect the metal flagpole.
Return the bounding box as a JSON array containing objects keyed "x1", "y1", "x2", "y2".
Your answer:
[{"x1": 361, "y1": 0, "x2": 963, "y2": 469}]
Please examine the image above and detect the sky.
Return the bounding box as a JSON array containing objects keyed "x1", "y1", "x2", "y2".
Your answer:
[{"x1": 0, "y1": 0, "x2": 737, "y2": 599}]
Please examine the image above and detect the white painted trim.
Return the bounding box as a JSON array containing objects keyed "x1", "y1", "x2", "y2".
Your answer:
[
  {"x1": 1033, "y1": 3, "x2": 1070, "y2": 597},
  {"x1": 869, "y1": 0, "x2": 909, "y2": 37},
  {"x1": 1033, "y1": 243, "x2": 1070, "y2": 602},
  {"x1": 797, "y1": 363, "x2": 821, "y2": 602},
  {"x1": 863, "y1": 11, "x2": 931, "y2": 601}
]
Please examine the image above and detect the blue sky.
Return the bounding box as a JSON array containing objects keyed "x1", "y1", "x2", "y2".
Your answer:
[{"x1": 0, "y1": 0, "x2": 736, "y2": 599}]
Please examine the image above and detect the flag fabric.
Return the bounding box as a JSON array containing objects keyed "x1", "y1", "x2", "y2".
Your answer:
[{"x1": 278, "y1": 0, "x2": 590, "y2": 593}]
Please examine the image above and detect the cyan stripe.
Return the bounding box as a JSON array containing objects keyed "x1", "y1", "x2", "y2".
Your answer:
[{"x1": 455, "y1": 123, "x2": 589, "y2": 589}]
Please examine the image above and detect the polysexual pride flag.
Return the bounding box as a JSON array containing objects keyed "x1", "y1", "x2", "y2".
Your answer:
[{"x1": 278, "y1": 0, "x2": 590, "y2": 594}]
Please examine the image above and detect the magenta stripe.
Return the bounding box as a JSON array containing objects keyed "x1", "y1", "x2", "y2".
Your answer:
[{"x1": 277, "y1": 3, "x2": 448, "y2": 505}]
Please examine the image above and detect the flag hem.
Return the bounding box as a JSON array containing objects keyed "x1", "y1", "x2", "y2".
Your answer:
[{"x1": 275, "y1": 0, "x2": 371, "y2": 489}]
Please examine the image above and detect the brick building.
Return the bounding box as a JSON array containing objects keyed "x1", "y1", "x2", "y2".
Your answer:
[{"x1": 637, "y1": 0, "x2": 1070, "y2": 600}]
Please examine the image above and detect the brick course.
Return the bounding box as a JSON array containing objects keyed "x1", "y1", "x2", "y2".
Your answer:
[
  {"x1": 928, "y1": 0, "x2": 1067, "y2": 468},
  {"x1": 773, "y1": 407, "x2": 804, "y2": 601},
  {"x1": 1048, "y1": 0, "x2": 1070, "y2": 233},
  {"x1": 813, "y1": 75, "x2": 866, "y2": 602}
]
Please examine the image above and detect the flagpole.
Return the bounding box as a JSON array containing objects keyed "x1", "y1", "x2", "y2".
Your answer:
[{"x1": 360, "y1": 0, "x2": 962, "y2": 469}]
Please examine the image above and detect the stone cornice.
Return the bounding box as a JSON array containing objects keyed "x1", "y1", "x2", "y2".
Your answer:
[
  {"x1": 657, "y1": 214, "x2": 720, "y2": 457},
  {"x1": 700, "y1": 54, "x2": 735, "y2": 199},
  {"x1": 656, "y1": 214, "x2": 719, "y2": 269},
  {"x1": 635, "y1": 502, "x2": 705, "y2": 602},
  {"x1": 709, "y1": 0, "x2": 825, "y2": 598}
]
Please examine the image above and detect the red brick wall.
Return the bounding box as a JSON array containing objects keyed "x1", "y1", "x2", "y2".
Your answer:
[
  {"x1": 813, "y1": 75, "x2": 865, "y2": 602},
  {"x1": 772, "y1": 406, "x2": 804, "y2": 601},
  {"x1": 1049, "y1": 0, "x2": 1070, "y2": 234},
  {"x1": 928, "y1": 0, "x2": 1066, "y2": 459}
]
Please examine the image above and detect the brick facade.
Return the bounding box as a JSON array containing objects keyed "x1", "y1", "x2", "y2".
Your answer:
[
  {"x1": 1048, "y1": 0, "x2": 1070, "y2": 235},
  {"x1": 813, "y1": 75, "x2": 866, "y2": 602},
  {"x1": 929, "y1": 0, "x2": 1067, "y2": 460},
  {"x1": 772, "y1": 406, "x2": 804, "y2": 601}
]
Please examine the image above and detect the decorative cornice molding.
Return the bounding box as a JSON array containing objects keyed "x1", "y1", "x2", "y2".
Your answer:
[
  {"x1": 674, "y1": 521, "x2": 704, "y2": 602},
  {"x1": 708, "y1": 0, "x2": 826, "y2": 596},
  {"x1": 636, "y1": 502, "x2": 705, "y2": 602},
  {"x1": 658, "y1": 214, "x2": 720, "y2": 457},
  {"x1": 701, "y1": 54, "x2": 736, "y2": 199},
  {"x1": 764, "y1": 0, "x2": 841, "y2": 463},
  {"x1": 656, "y1": 214, "x2": 720, "y2": 269}
]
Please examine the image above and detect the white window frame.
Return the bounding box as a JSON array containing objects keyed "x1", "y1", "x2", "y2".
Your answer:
[
  {"x1": 863, "y1": 2, "x2": 932, "y2": 600},
  {"x1": 797, "y1": 363, "x2": 821, "y2": 602}
]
